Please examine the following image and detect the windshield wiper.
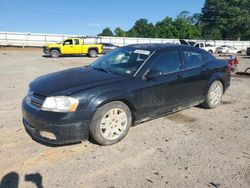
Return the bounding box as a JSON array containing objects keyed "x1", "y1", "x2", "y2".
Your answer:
[{"x1": 91, "y1": 66, "x2": 113, "y2": 74}]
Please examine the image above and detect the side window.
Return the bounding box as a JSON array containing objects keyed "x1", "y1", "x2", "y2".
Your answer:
[
  {"x1": 74, "y1": 39, "x2": 79, "y2": 45},
  {"x1": 63, "y1": 39, "x2": 73, "y2": 45},
  {"x1": 150, "y1": 50, "x2": 181, "y2": 74},
  {"x1": 183, "y1": 50, "x2": 204, "y2": 68},
  {"x1": 200, "y1": 43, "x2": 204, "y2": 47}
]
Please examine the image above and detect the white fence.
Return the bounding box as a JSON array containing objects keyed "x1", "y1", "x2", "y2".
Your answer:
[{"x1": 0, "y1": 31, "x2": 250, "y2": 50}]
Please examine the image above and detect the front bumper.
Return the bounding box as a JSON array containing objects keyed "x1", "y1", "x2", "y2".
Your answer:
[
  {"x1": 43, "y1": 47, "x2": 50, "y2": 54},
  {"x1": 22, "y1": 99, "x2": 91, "y2": 145}
]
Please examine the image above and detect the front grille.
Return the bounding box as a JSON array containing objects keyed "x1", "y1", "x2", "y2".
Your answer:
[{"x1": 27, "y1": 91, "x2": 46, "y2": 109}]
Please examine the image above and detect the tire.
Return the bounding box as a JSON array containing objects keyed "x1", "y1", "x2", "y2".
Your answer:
[
  {"x1": 89, "y1": 101, "x2": 132, "y2": 145},
  {"x1": 208, "y1": 50, "x2": 213, "y2": 54},
  {"x1": 88, "y1": 49, "x2": 97, "y2": 58},
  {"x1": 50, "y1": 49, "x2": 60, "y2": 58},
  {"x1": 201, "y1": 80, "x2": 223, "y2": 109}
]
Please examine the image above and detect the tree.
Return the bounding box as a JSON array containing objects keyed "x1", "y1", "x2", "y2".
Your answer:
[
  {"x1": 201, "y1": 0, "x2": 250, "y2": 40},
  {"x1": 98, "y1": 27, "x2": 114, "y2": 36},
  {"x1": 173, "y1": 18, "x2": 201, "y2": 39},
  {"x1": 154, "y1": 17, "x2": 176, "y2": 38},
  {"x1": 127, "y1": 18, "x2": 155, "y2": 38},
  {"x1": 114, "y1": 27, "x2": 126, "y2": 37}
]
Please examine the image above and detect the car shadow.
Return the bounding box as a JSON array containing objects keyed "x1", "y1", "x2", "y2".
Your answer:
[{"x1": 0, "y1": 172, "x2": 43, "y2": 188}]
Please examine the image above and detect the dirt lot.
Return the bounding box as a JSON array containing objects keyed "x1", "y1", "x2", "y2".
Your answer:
[{"x1": 0, "y1": 48, "x2": 250, "y2": 188}]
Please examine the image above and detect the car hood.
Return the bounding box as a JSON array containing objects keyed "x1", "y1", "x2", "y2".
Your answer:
[
  {"x1": 30, "y1": 67, "x2": 124, "y2": 96},
  {"x1": 46, "y1": 43, "x2": 61, "y2": 48}
]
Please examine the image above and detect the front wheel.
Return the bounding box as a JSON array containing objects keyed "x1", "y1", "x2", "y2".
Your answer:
[
  {"x1": 201, "y1": 80, "x2": 223, "y2": 109},
  {"x1": 90, "y1": 101, "x2": 132, "y2": 145},
  {"x1": 50, "y1": 49, "x2": 60, "y2": 58}
]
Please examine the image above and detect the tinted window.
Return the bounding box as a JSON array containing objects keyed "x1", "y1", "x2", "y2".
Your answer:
[
  {"x1": 63, "y1": 39, "x2": 73, "y2": 45},
  {"x1": 183, "y1": 50, "x2": 204, "y2": 68},
  {"x1": 74, "y1": 39, "x2": 79, "y2": 45},
  {"x1": 203, "y1": 52, "x2": 215, "y2": 62},
  {"x1": 150, "y1": 50, "x2": 181, "y2": 74}
]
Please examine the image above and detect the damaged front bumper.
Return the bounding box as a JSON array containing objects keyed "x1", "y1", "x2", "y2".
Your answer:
[{"x1": 22, "y1": 99, "x2": 90, "y2": 145}]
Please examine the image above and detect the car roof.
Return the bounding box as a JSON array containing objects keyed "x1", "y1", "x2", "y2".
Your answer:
[
  {"x1": 126, "y1": 43, "x2": 180, "y2": 51},
  {"x1": 126, "y1": 43, "x2": 206, "y2": 53}
]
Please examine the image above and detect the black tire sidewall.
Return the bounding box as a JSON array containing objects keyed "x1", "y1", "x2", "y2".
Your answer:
[
  {"x1": 50, "y1": 50, "x2": 59, "y2": 58},
  {"x1": 89, "y1": 101, "x2": 132, "y2": 145}
]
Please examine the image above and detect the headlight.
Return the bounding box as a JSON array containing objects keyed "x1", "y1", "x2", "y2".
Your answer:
[{"x1": 41, "y1": 96, "x2": 79, "y2": 112}]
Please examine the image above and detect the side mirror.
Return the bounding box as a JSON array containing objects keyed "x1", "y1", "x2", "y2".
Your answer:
[{"x1": 144, "y1": 69, "x2": 163, "y2": 80}]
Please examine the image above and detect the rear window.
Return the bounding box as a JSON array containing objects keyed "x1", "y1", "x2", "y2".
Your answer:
[
  {"x1": 74, "y1": 39, "x2": 80, "y2": 45},
  {"x1": 183, "y1": 50, "x2": 204, "y2": 69}
]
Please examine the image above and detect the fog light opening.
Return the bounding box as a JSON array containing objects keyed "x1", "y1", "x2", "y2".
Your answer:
[{"x1": 40, "y1": 131, "x2": 56, "y2": 140}]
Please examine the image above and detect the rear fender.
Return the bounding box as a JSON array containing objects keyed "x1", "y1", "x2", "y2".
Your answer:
[{"x1": 203, "y1": 72, "x2": 225, "y2": 96}]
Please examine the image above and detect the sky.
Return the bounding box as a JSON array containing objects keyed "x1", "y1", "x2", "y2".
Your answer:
[{"x1": 0, "y1": 0, "x2": 205, "y2": 35}]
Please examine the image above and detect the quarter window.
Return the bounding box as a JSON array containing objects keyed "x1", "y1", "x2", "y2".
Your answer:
[
  {"x1": 150, "y1": 50, "x2": 181, "y2": 74},
  {"x1": 183, "y1": 50, "x2": 204, "y2": 68}
]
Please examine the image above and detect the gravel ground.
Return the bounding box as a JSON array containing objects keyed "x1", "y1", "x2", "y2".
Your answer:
[{"x1": 0, "y1": 48, "x2": 250, "y2": 188}]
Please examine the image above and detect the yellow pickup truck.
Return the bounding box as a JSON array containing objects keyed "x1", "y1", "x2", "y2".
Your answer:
[{"x1": 43, "y1": 38, "x2": 103, "y2": 58}]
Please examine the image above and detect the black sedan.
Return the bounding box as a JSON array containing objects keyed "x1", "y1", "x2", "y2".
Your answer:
[{"x1": 22, "y1": 44, "x2": 231, "y2": 145}]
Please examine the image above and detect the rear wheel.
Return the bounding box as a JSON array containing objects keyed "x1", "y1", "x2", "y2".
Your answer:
[
  {"x1": 50, "y1": 49, "x2": 60, "y2": 58},
  {"x1": 201, "y1": 80, "x2": 223, "y2": 109},
  {"x1": 90, "y1": 101, "x2": 132, "y2": 145},
  {"x1": 88, "y1": 49, "x2": 97, "y2": 58}
]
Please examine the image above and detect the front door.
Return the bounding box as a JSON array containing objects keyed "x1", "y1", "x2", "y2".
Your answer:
[
  {"x1": 61, "y1": 39, "x2": 75, "y2": 54},
  {"x1": 133, "y1": 50, "x2": 186, "y2": 118},
  {"x1": 181, "y1": 49, "x2": 209, "y2": 103}
]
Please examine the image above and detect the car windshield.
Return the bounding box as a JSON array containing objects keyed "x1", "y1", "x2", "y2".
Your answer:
[
  {"x1": 90, "y1": 47, "x2": 151, "y2": 76},
  {"x1": 188, "y1": 41, "x2": 196, "y2": 46}
]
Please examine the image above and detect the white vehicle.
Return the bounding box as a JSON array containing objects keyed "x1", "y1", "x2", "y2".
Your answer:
[
  {"x1": 216, "y1": 45, "x2": 241, "y2": 54},
  {"x1": 179, "y1": 39, "x2": 217, "y2": 54}
]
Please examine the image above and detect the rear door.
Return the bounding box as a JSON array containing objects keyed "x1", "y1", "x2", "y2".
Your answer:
[
  {"x1": 180, "y1": 49, "x2": 209, "y2": 103},
  {"x1": 73, "y1": 39, "x2": 82, "y2": 54}
]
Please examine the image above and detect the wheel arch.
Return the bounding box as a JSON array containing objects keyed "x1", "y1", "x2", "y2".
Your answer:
[
  {"x1": 50, "y1": 47, "x2": 61, "y2": 54},
  {"x1": 88, "y1": 47, "x2": 98, "y2": 53},
  {"x1": 204, "y1": 73, "x2": 226, "y2": 96},
  {"x1": 87, "y1": 91, "x2": 136, "y2": 122}
]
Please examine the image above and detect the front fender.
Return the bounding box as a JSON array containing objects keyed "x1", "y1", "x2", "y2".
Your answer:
[{"x1": 86, "y1": 90, "x2": 135, "y2": 111}]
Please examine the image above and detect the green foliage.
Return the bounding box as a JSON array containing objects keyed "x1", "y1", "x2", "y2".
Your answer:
[
  {"x1": 114, "y1": 27, "x2": 126, "y2": 37},
  {"x1": 201, "y1": 0, "x2": 250, "y2": 40},
  {"x1": 127, "y1": 19, "x2": 155, "y2": 38},
  {"x1": 98, "y1": 27, "x2": 114, "y2": 36}
]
